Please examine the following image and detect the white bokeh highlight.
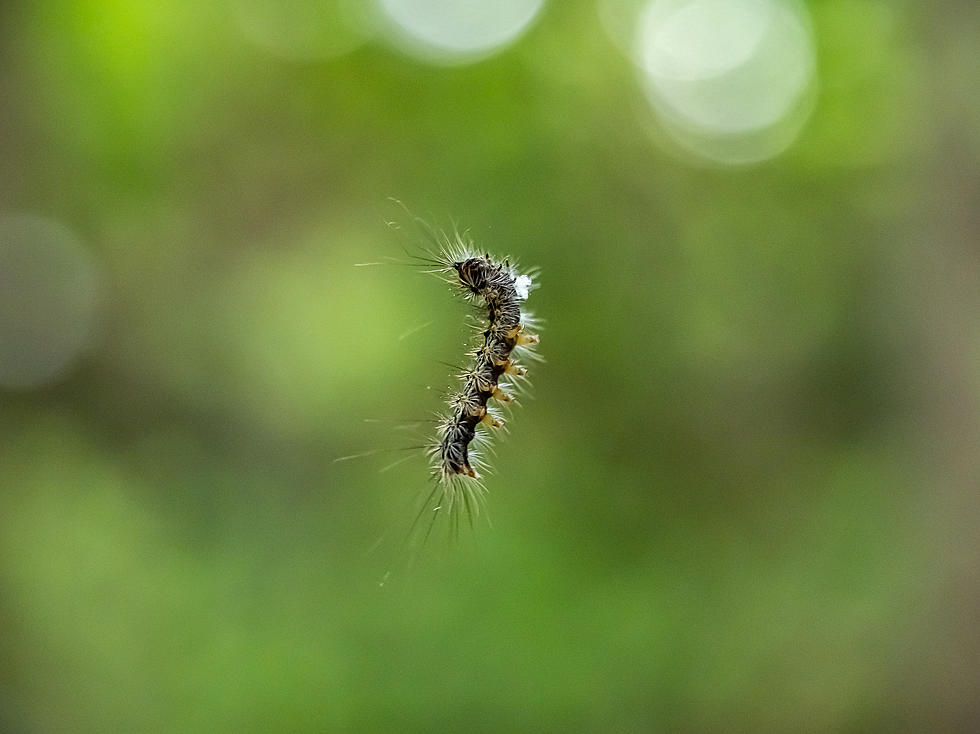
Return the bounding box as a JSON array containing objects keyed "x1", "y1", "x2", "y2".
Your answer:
[
  {"x1": 617, "y1": 0, "x2": 817, "y2": 165},
  {"x1": 0, "y1": 214, "x2": 102, "y2": 389},
  {"x1": 380, "y1": 0, "x2": 547, "y2": 63}
]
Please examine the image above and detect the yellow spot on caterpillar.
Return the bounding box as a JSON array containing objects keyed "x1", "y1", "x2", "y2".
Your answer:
[
  {"x1": 517, "y1": 332, "x2": 539, "y2": 346},
  {"x1": 492, "y1": 386, "x2": 513, "y2": 402},
  {"x1": 505, "y1": 362, "x2": 527, "y2": 377},
  {"x1": 481, "y1": 412, "x2": 503, "y2": 428}
]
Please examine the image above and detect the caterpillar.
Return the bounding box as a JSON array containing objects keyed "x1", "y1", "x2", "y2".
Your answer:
[
  {"x1": 341, "y1": 211, "x2": 542, "y2": 550},
  {"x1": 407, "y1": 225, "x2": 541, "y2": 535}
]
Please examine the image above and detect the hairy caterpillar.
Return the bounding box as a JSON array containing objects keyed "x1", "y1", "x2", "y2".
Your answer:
[
  {"x1": 341, "y1": 212, "x2": 541, "y2": 549},
  {"x1": 407, "y1": 229, "x2": 541, "y2": 535},
  {"x1": 429, "y1": 252, "x2": 539, "y2": 473}
]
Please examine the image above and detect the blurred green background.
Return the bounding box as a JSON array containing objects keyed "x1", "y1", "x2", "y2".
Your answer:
[{"x1": 2, "y1": 0, "x2": 979, "y2": 731}]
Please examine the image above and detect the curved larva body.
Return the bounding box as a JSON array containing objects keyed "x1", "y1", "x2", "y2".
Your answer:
[{"x1": 428, "y1": 252, "x2": 540, "y2": 487}]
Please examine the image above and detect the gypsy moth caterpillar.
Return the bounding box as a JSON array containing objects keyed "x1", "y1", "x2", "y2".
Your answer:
[
  {"x1": 404, "y1": 223, "x2": 542, "y2": 540},
  {"x1": 352, "y1": 208, "x2": 542, "y2": 544}
]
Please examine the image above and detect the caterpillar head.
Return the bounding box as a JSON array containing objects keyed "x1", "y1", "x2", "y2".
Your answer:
[{"x1": 453, "y1": 257, "x2": 489, "y2": 294}]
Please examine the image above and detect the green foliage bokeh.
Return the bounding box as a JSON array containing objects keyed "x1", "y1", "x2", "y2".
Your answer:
[{"x1": 1, "y1": 1, "x2": 978, "y2": 731}]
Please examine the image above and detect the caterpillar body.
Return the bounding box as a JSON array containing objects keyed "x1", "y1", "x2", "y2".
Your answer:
[
  {"x1": 343, "y1": 213, "x2": 542, "y2": 548},
  {"x1": 411, "y1": 230, "x2": 541, "y2": 531},
  {"x1": 433, "y1": 253, "x2": 539, "y2": 479}
]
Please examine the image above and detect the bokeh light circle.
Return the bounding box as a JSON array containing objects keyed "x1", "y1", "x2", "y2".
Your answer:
[
  {"x1": 635, "y1": 0, "x2": 817, "y2": 165},
  {"x1": 380, "y1": 0, "x2": 547, "y2": 63},
  {"x1": 0, "y1": 214, "x2": 102, "y2": 389}
]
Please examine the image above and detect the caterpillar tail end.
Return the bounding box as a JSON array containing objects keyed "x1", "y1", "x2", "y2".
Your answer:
[
  {"x1": 445, "y1": 464, "x2": 480, "y2": 480},
  {"x1": 440, "y1": 458, "x2": 481, "y2": 481}
]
